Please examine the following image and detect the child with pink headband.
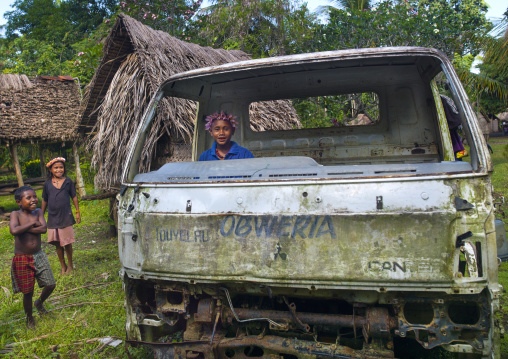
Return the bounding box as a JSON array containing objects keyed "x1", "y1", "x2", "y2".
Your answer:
[
  {"x1": 41, "y1": 157, "x2": 81, "y2": 275},
  {"x1": 198, "y1": 112, "x2": 254, "y2": 161}
]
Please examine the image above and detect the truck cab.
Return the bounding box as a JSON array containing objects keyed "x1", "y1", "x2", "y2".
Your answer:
[{"x1": 119, "y1": 47, "x2": 500, "y2": 358}]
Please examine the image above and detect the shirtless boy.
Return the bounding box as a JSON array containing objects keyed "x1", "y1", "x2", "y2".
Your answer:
[{"x1": 10, "y1": 186, "x2": 56, "y2": 328}]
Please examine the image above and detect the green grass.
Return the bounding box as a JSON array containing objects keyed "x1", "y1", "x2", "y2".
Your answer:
[
  {"x1": 490, "y1": 137, "x2": 508, "y2": 357},
  {"x1": 490, "y1": 138, "x2": 508, "y2": 211},
  {"x1": 0, "y1": 184, "x2": 151, "y2": 358},
  {"x1": 498, "y1": 262, "x2": 508, "y2": 355}
]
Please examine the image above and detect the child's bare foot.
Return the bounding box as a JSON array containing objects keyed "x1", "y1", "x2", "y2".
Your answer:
[
  {"x1": 60, "y1": 264, "x2": 67, "y2": 275},
  {"x1": 65, "y1": 266, "x2": 73, "y2": 275},
  {"x1": 26, "y1": 316, "x2": 35, "y2": 329},
  {"x1": 34, "y1": 299, "x2": 49, "y2": 316}
]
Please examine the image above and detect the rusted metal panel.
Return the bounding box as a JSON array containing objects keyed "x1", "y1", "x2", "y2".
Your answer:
[
  {"x1": 131, "y1": 212, "x2": 457, "y2": 284},
  {"x1": 38, "y1": 75, "x2": 75, "y2": 82}
]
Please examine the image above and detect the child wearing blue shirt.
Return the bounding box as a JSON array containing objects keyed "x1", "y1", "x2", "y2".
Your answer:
[{"x1": 199, "y1": 112, "x2": 254, "y2": 161}]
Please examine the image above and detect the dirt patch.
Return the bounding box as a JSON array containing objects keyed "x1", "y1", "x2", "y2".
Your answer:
[
  {"x1": 76, "y1": 223, "x2": 112, "y2": 249},
  {"x1": 494, "y1": 191, "x2": 506, "y2": 199}
]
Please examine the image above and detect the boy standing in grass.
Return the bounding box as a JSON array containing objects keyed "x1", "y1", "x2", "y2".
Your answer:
[{"x1": 10, "y1": 186, "x2": 56, "y2": 328}]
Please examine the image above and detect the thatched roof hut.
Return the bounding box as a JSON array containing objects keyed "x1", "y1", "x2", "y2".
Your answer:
[
  {"x1": 498, "y1": 112, "x2": 508, "y2": 122},
  {"x1": 0, "y1": 74, "x2": 80, "y2": 143},
  {"x1": 80, "y1": 14, "x2": 300, "y2": 190}
]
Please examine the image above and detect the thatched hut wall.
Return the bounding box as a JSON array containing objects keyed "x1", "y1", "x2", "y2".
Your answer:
[
  {"x1": 0, "y1": 75, "x2": 80, "y2": 143},
  {"x1": 82, "y1": 14, "x2": 300, "y2": 190}
]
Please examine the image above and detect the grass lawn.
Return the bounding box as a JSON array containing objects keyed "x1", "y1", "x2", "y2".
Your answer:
[
  {"x1": 0, "y1": 185, "x2": 151, "y2": 358},
  {"x1": 489, "y1": 136, "x2": 508, "y2": 357},
  {"x1": 0, "y1": 138, "x2": 507, "y2": 358}
]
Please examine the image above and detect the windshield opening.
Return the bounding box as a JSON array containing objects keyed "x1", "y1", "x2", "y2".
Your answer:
[{"x1": 126, "y1": 57, "x2": 478, "y2": 184}]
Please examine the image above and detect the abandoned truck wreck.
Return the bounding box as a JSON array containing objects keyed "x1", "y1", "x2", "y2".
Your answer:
[{"x1": 118, "y1": 47, "x2": 501, "y2": 358}]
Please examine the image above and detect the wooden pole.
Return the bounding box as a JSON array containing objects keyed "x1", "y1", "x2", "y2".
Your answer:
[
  {"x1": 72, "y1": 141, "x2": 86, "y2": 197},
  {"x1": 38, "y1": 144, "x2": 46, "y2": 177},
  {"x1": 9, "y1": 143, "x2": 24, "y2": 187}
]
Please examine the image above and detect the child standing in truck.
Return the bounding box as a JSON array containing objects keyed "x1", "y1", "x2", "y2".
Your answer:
[
  {"x1": 440, "y1": 95, "x2": 467, "y2": 160},
  {"x1": 10, "y1": 186, "x2": 56, "y2": 328},
  {"x1": 41, "y1": 157, "x2": 81, "y2": 275},
  {"x1": 199, "y1": 112, "x2": 254, "y2": 161}
]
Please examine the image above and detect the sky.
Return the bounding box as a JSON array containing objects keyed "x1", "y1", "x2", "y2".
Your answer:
[{"x1": 0, "y1": 0, "x2": 506, "y2": 33}]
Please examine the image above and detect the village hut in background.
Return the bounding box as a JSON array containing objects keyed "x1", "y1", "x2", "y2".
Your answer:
[
  {"x1": 491, "y1": 111, "x2": 508, "y2": 134},
  {"x1": 80, "y1": 14, "x2": 300, "y2": 191},
  {"x1": 0, "y1": 74, "x2": 85, "y2": 195},
  {"x1": 498, "y1": 112, "x2": 508, "y2": 135}
]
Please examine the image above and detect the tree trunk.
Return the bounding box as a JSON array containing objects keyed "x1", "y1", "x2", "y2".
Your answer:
[
  {"x1": 81, "y1": 191, "x2": 117, "y2": 201},
  {"x1": 9, "y1": 143, "x2": 24, "y2": 187},
  {"x1": 72, "y1": 142, "x2": 86, "y2": 198}
]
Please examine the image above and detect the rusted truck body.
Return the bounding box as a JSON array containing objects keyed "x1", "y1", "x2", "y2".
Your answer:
[{"x1": 118, "y1": 47, "x2": 501, "y2": 358}]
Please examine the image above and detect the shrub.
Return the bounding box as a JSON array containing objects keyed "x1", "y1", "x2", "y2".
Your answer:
[{"x1": 22, "y1": 159, "x2": 42, "y2": 178}]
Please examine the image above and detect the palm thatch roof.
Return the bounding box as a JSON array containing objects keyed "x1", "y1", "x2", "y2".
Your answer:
[
  {"x1": 81, "y1": 14, "x2": 300, "y2": 190},
  {"x1": 0, "y1": 74, "x2": 33, "y2": 91},
  {"x1": 0, "y1": 74, "x2": 80, "y2": 143},
  {"x1": 498, "y1": 112, "x2": 508, "y2": 122}
]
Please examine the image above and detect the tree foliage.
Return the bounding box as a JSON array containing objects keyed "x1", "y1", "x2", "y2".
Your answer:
[
  {"x1": 118, "y1": 0, "x2": 203, "y2": 39},
  {"x1": 293, "y1": 92, "x2": 379, "y2": 128},
  {"x1": 197, "y1": 0, "x2": 317, "y2": 57},
  {"x1": 0, "y1": 0, "x2": 504, "y2": 110},
  {"x1": 5, "y1": 0, "x2": 117, "y2": 42},
  {"x1": 316, "y1": 0, "x2": 491, "y2": 58},
  {"x1": 1, "y1": 0, "x2": 117, "y2": 83}
]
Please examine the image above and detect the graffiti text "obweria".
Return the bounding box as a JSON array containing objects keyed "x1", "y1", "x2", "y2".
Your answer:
[{"x1": 219, "y1": 215, "x2": 337, "y2": 239}]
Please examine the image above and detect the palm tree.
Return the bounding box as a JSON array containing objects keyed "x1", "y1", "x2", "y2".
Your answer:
[
  {"x1": 458, "y1": 11, "x2": 508, "y2": 107},
  {"x1": 481, "y1": 13, "x2": 508, "y2": 84},
  {"x1": 318, "y1": 0, "x2": 372, "y2": 12},
  {"x1": 198, "y1": 0, "x2": 315, "y2": 57}
]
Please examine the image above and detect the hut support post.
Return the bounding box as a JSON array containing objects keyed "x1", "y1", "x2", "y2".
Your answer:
[
  {"x1": 9, "y1": 143, "x2": 24, "y2": 187},
  {"x1": 38, "y1": 145, "x2": 45, "y2": 176},
  {"x1": 72, "y1": 142, "x2": 86, "y2": 197}
]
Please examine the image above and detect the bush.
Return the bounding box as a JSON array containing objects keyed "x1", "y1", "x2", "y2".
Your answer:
[{"x1": 22, "y1": 159, "x2": 42, "y2": 178}]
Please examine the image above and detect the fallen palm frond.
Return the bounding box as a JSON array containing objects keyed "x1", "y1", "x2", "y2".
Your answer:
[
  {"x1": 1, "y1": 286, "x2": 10, "y2": 297},
  {"x1": 50, "y1": 336, "x2": 122, "y2": 348},
  {"x1": 83, "y1": 337, "x2": 116, "y2": 359},
  {"x1": 84, "y1": 14, "x2": 301, "y2": 190},
  {"x1": 5, "y1": 320, "x2": 85, "y2": 348},
  {"x1": 48, "y1": 282, "x2": 113, "y2": 303}
]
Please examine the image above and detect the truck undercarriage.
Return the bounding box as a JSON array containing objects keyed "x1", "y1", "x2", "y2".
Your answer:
[{"x1": 124, "y1": 277, "x2": 493, "y2": 358}]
